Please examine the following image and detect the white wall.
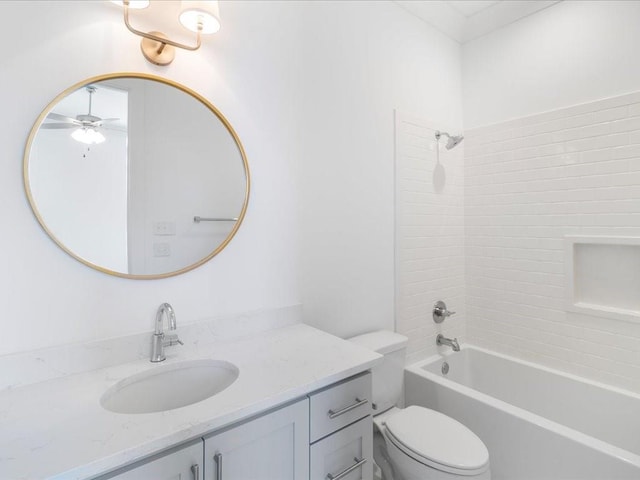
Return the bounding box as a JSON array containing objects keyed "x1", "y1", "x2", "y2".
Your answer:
[
  {"x1": 296, "y1": 1, "x2": 463, "y2": 338},
  {"x1": 30, "y1": 127, "x2": 129, "y2": 273},
  {"x1": 464, "y1": 92, "x2": 640, "y2": 393},
  {"x1": 395, "y1": 113, "x2": 465, "y2": 364},
  {"x1": 0, "y1": 0, "x2": 302, "y2": 355},
  {"x1": 124, "y1": 79, "x2": 245, "y2": 275},
  {"x1": 0, "y1": 1, "x2": 462, "y2": 355},
  {"x1": 462, "y1": 0, "x2": 640, "y2": 392},
  {"x1": 463, "y1": 1, "x2": 640, "y2": 129}
]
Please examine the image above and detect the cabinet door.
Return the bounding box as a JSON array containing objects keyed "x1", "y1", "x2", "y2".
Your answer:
[
  {"x1": 204, "y1": 398, "x2": 309, "y2": 480},
  {"x1": 96, "y1": 440, "x2": 203, "y2": 480},
  {"x1": 310, "y1": 417, "x2": 373, "y2": 480}
]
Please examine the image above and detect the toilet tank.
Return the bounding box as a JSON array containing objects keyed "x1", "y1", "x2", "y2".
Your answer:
[{"x1": 348, "y1": 330, "x2": 408, "y2": 414}]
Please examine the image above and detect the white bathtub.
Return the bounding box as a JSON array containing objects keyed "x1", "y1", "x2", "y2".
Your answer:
[{"x1": 404, "y1": 346, "x2": 640, "y2": 480}]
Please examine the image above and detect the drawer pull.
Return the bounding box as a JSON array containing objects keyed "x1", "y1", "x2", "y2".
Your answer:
[
  {"x1": 214, "y1": 452, "x2": 223, "y2": 479},
  {"x1": 190, "y1": 463, "x2": 200, "y2": 479},
  {"x1": 327, "y1": 457, "x2": 367, "y2": 480},
  {"x1": 328, "y1": 397, "x2": 368, "y2": 419}
]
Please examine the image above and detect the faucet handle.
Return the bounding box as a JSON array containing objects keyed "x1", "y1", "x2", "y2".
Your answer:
[
  {"x1": 433, "y1": 301, "x2": 456, "y2": 323},
  {"x1": 164, "y1": 333, "x2": 184, "y2": 347}
]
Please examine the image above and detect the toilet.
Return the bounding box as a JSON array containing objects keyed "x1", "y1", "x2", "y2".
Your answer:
[{"x1": 348, "y1": 331, "x2": 490, "y2": 480}]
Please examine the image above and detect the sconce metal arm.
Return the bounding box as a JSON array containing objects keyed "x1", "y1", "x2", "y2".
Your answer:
[{"x1": 123, "y1": 2, "x2": 203, "y2": 52}]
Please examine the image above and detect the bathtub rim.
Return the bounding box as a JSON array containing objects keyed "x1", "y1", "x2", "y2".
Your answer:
[{"x1": 405, "y1": 344, "x2": 640, "y2": 469}]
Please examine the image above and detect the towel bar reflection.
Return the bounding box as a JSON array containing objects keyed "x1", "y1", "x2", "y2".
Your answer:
[{"x1": 194, "y1": 216, "x2": 238, "y2": 223}]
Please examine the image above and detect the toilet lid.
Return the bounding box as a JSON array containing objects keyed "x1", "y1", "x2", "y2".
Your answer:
[{"x1": 384, "y1": 406, "x2": 489, "y2": 473}]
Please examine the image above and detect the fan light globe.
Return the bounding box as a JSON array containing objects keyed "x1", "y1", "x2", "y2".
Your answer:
[
  {"x1": 179, "y1": 1, "x2": 221, "y2": 34},
  {"x1": 72, "y1": 128, "x2": 106, "y2": 145}
]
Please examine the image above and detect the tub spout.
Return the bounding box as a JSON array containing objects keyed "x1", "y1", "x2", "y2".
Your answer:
[{"x1": 436, "y1": 334, "x2": 460, "y2": 352}]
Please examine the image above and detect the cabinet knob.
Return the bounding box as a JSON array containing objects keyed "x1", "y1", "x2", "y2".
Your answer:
[{"x1": 190, "y1": 463, "x2": 200, "y2": 480}]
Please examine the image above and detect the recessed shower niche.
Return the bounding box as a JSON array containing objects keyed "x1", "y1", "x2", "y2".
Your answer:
[{"x1": 566, "y1": 236, "x2": 640, "y2": 323}]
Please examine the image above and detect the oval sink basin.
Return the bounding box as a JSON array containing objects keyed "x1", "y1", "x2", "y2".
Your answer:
[{"x1": 101, "y1": 359, "x2": 239, "y2": 414}]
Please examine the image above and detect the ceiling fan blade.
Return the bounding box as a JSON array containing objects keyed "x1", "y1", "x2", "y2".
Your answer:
[
  {"x1": 46, "y1": 112, "x2": 80, "y2": 124},
  {"x1": 89, "y1": 118, "x2": 120, "y2": 127},
  {"x1": 40, "y1": 123, "x2": 78, "y2": 129},
  {"x1": 101, "y1": 125, "x2": 127, "y2": 133}
]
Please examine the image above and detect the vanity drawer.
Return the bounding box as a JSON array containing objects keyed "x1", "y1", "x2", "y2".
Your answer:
[
  {"x1": 309, "y1": 371, "x2": 371, "y2": 442},
  {"x1": 310, "y1": 416, "x2": 373, "y2": 480}
]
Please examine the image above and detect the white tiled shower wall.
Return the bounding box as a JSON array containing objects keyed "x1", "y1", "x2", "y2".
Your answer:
[
  {"x1": 395, "y1": 113, "x2": 465, "y2": 364},
  {"x1": 465, "y1": 91, "x2": 640, "y2": 393}
]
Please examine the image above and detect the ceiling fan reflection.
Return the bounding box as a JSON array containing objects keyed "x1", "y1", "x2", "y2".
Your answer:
[{"x1": 41, "y1": 86, "x2": 120, "y2": 144}]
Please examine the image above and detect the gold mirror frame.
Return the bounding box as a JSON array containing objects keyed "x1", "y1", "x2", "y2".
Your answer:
[{"x1": 23, "y1": 72, "x2": 250, "y2": 280}]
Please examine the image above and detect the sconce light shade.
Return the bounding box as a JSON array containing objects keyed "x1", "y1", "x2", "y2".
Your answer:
[
  {"x1": 114, "y1": 0, "x2": 221, "y2": 65},
  {"x1": 110, "y1": 0, "x2": 150, "y2": 9},
  {"x1": 179, "y1": 1, "x2": 221, "y2": 34},
  {"x1": 72, "y1": 128, "x2": 106, "y2": 145}
]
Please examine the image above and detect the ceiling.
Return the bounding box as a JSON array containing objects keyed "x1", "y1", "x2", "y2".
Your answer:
[
  {"x1": 395, "y1": 0, "x2": 562, "y2": 43},
  {"x1": 448, "y1": 1, "x2": 500, "y2": 17}
]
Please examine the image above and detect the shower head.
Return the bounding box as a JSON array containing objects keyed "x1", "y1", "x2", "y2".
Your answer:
[
  {"x1": 435, "y1": 131, "x2": 464, "y2": 150},
  {"x1": 445, "y1": 134, "x2": 464, "y2": 149}
]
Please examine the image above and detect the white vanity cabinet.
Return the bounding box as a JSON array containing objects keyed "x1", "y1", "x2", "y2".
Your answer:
[
  {"x1": 310, "y1": 418, "x2": 372, "y2": 480},
  {"x1": 309, "y1": 372, "x2": 373, "y2": 480},
  {"x1": 92, "y1": 373, "x2": 372, "y2": 480},
  {"x1": 95, "y1": 439, "x2": 204, "y2": 480},
  {"x1": 96, "y1": 399, "x2": 308, "y2": 480},
  {"x1": 203, "y1": 398, "x2": 309, "y2": 480}
]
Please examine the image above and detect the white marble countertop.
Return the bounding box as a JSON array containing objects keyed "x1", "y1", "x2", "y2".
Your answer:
[{"x1": 0, "y1": 323, "x2": 381, "y2": 480}]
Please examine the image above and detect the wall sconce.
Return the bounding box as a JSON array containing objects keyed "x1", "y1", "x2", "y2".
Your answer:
[{"x1": 112, "y1": 0, "x2": 221, "y2": 66}]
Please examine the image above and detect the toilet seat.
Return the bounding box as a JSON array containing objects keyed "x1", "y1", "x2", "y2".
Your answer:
[{"x1": 383, "y1": 406, "x2": 489, "y2": 476}]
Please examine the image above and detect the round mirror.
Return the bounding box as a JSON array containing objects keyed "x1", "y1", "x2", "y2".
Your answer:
[{"x1": 24, "y1": 73, "x2": 249, "y2": 279}]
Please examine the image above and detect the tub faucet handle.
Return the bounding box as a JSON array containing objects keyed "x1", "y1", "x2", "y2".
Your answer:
[{"x1": 433, "y1": 301, "x2": 456, "y2": 323}]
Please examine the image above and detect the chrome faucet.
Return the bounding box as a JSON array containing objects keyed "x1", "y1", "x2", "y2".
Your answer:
[
  {"x1": 436, "y1": 334, "x2": 460, "y2": 352},
  {"x1": 150, "y1": 303, "x2": 183, "y2": 362}
]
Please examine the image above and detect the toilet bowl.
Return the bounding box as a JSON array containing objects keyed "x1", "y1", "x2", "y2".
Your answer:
[
  {"x1": 348, "y1": 331, "x2": 491, "y2": 480},
  {"x1": 375, "y1": 406, "x2": 490, "y2": 479}
]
